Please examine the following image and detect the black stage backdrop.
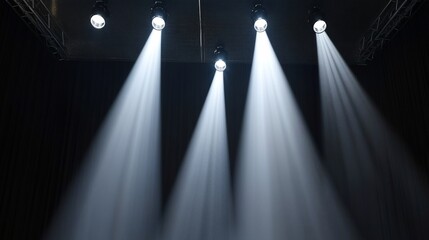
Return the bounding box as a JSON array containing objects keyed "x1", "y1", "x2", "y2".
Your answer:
[
  {"x1": 366, "y1": 3, "x2": 429, "y2": 171},
  {"x1": 1, "y1": 1, "x2": 428, "y2": 239}
]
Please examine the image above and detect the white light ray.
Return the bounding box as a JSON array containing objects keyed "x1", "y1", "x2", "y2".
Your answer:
[
  {"x1": 47, "y1": 30, "x2": 162, "y2": 240},
  {"x1": 317, "y1": 32, "x2": 429, "y2": 238},
  {"x1": 163, "y1": 71, "x2": 233, "y2": 240},
  {"x1": 236, "y1": 31, "x2": 357, "y2": 240}
]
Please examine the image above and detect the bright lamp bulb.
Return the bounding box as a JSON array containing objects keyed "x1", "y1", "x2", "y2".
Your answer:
[
  {"x1": 90, "y1": 14, "x2": 105, "y2": 29},
  {"x1": 313, "y1": 20, "x2": 327, "y2": 33},
  {"x1": 152, "y1": 16, "x2": 165, "y2": 30},
  {"x1": 215, "y1": 59, "x2": 226, "y2": 72},
  {"x1": 254, "y1": 18, "x2": 267, "y2": 32}
]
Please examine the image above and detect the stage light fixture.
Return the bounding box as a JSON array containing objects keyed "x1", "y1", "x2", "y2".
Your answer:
[
  {"x1": 215, "y1": 60, "x2": 226, "y2": 72},
  {"x1": 313, "y1": 20, "x2": 327, "y2": 34},
  {"x1": 252, "y1": 4, "x2": 268, "y2": 32},
  {"x1": 152, "y1": 17, "x2": 165, "y2": 30},
  {"x1": 214, "y1": 46, "x2": 227, "y2": 72},
  {"x1": 151, "y1": 1, "x2": 167, "y2": 30},
  {"x1": 309, "y1": 7, "x2": 327, "y2": 34},
  {"x1": 90, "y1": 1, "x2": 109, "y2": 29},
  {"x1": 254, "y1": 18, "x2": 268, "y2": 32}
]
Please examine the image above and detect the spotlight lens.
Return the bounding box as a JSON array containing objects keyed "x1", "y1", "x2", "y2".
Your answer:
[
  {"x1": 90, "y1": 14, "x2": 105, "y2": 29},
  {"x1": 254, "y1": 18, "x2": 267, "y2": 32},
  {"x1": 152, "y1": 16, "x2": 165, "y2": 30},
  {"x1": 215, "y1": 59, "x2": 226, "y2": 72},
  {"x1": 313, "y1": 20, "x2": 327, "y2": 33}
]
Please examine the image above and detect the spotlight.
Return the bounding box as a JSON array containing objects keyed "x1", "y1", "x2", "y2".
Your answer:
[
  {"x1": 254, "y1": 18, "x2": 268, "y2": 33},
  {"x1": 152, "y1": 17, "x2": 165, "y2": 31},
  {"x1": 151, "y1": 1, "x2": 167, "y2": 30},
  {"x1": 90, "y1": 1, "x2": 109, "y2": 29},
  {"x1": 214, "y1": 46, "x2": 227, "y2": 72},
  {"x1": 309, "y1": 7, "x2": 327, "y2": 34},
  {"x1": 91, "y1": 15, "x2": 105, "y2": 29},
  {"x1": 313, "y1": 20, "x2": 327, "y2": 34},
  {"x1": 251, "y1": 4, "x2": 268, "y2": 32},
  {"x1": 215, "y1": 60, "x2": 227, "y2": 72}
]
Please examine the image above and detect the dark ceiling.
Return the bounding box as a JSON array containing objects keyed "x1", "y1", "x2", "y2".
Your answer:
[{"x1": 35, "y1": 0, "x2": 388, "y2": 64}]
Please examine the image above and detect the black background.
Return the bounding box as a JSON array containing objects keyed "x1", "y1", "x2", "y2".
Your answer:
[{"x1": 1, "y1": 1, "x2": 428, "y2": 239}]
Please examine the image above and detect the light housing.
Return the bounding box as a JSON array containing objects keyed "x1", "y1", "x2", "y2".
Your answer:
[
  {"x1": 215, "y1": 60, "x2": 227, "y2": 72},
  {"x1": 251, "y1": 4, "x2": 268, "y2": 32},
  {"x1": 214, "y1": 46, "x2": 227, "y2": 72},
  {"x1": 152, "y1": 17, "x2": 165, "y2": 30},
  {"x1": 90, "y1": 1, "x2": 109, "y2": 29},
  {"x1": 254, "y1": 18, "x2": 268, "y2": 32},
  {"x1": 151, "y1": 1, "x2": 167, "y2": 30},
  {"x1": 309, "y1": 7, "x2": 327, "y2": 34},
  {"x1": 313, "y1": 20, "x2": 327, "y2": 34}
]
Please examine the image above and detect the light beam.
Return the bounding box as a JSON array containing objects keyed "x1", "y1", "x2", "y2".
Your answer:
[
  {"x1": 162, "y1": 71, "x2": 233, "y2": 240},
  {"x1": 46, "y1": 30, "x2": 162, "y2": 240},
  {"x1": 317, "y1": 31, "x2": 429, "y2": 239},
  {"x1": 236, "y1": 31, "x2": 357, "y2": 240}
]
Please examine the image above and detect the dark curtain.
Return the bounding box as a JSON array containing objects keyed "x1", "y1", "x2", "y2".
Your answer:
[
  {"x1": 364, "y1": 2, "x2": 429, "y2": 172},
  {"x1": 1, "y1": 0, "x2": 429, "y2": 239},
  {"x1": 327, "y1": 4, "x2": 429, "y2": 238},
  {"x1": 0, "y1": 3, "x2": 132, "y2": 239}
]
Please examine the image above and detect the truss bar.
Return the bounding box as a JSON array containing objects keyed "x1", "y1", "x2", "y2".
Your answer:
[
  {"x1": 358, "y1": 0, "x2": 427, "y2": 64},
  {"x1": 5, "y1": 0, "x2": 68, "y2": 60}
]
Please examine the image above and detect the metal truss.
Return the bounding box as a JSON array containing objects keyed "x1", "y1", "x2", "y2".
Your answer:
[
  {"x1": 358, "y1": 0, "x2": 427, "y2": 64},
  {"x1": 6, "y1": 0, "x2": 67, "y2": 60}
]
